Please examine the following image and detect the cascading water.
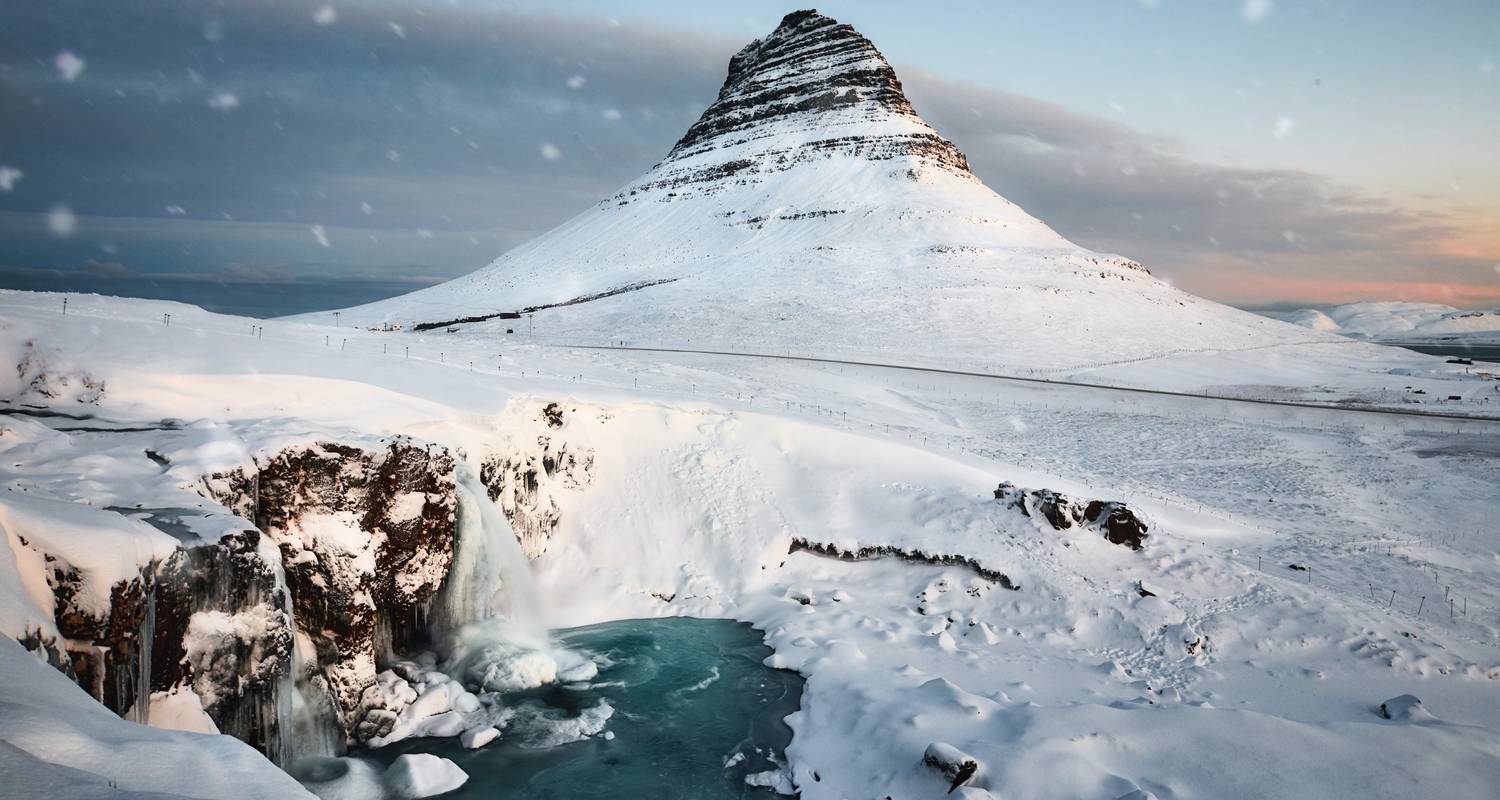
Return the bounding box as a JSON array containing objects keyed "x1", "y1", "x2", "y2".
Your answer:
[
  {"x1": 430, "y1": 465, "x2": 594, "y2": 694},
  {"x1": 268, "y1": 539, "x2": 341, "y2": 766},
  {"x1": 432, "y1": 466, "x2": 546, "y2": 644}
]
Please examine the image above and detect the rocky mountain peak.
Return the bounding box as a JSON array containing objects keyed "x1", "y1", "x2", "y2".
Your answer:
[{"x1": 658, "y1": 9, "x2": 969, "y2": 178}]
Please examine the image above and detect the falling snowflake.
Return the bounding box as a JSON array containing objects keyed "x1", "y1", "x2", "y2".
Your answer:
[
  {"x1": 313, "y1": 5, "x2": 337, "y2": 26},
  {"x1": 566, "y1": 75, "x2": 586, "y2": 90},
  {"x1": 164, "y1": 205, "x2": 187, "y2": 216},
  {"x1": 389, "y1": 22, "x2": 406, "y2": 38},
  {"x1": 386, "y1": 149, "x2": 401, "y2": 163},
  {"x1": 48, "y1": 205, "x2": 78, "y2": 237},
  {"x1": 361, "y1": 202, "x2": 373, "y2": 215},
  {"x1": 0, "y1": 166, "x2": 22, "y2": 192},
  {"x1": 208, "y1": 92, "x2": 240, "y2": 111},
  {"x1": 539, "y1": 143, "x2": 562, "y2": 161},
  {"x1": 1272, "y1": 117, "x2": 1295, "y2": 140},
  {"x1": 1241, "y1": 0, "x2": 1273, "y2": 23},
  {"x1": 603, "y1": 108, "x2": 622, "y2": 121},
  {"x1": 311, "y1": 224, "x2": 330, "y2": 247},
  {"x1": 54, "y1": 51, "x2": 85, "y2": 82}
]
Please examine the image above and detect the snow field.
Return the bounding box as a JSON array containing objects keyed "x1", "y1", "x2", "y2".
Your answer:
[{"x1": 1, "y1": 291, "x2": 1498, "y2": 798}]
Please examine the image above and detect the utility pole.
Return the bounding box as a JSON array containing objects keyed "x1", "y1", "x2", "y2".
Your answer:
[
  {"x1": 62, "y1": 297, "x2": 67, "y2": 315},
  {"x1": 334, "y1": 311, "x2": 340, "y2": 327}
]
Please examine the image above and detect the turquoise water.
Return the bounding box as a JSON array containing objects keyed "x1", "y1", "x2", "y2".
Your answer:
[{"x1": 367, "y1": 617, "x2": 803, "y2": 799}]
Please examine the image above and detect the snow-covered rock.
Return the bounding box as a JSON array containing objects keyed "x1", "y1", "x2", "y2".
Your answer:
[
  {"x1": 383, "y1": 753, "x2": 468, "y2": 798},
  {"x1": 237, "y1": 439, "x2": 458, "y2": 744},
  {"x1": 479, "y1": 402, "x2": 594, "y2": 558},
  {"x1": 459, "y1": 725, "x2": 499, "y2": 749},
  {"x1": 994, "y1": 481, "x2": 1149, "y2": 549},
  {"x1": 922, "y1": 741, "x2": 985, "y2": 793},
  {"x1": 1378, "y1": 694, "x2": 1435, "y2": 722}
]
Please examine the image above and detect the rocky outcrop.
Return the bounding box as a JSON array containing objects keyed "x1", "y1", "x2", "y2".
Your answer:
[
  {"x1": 48, "y1": 564, "x2": 157, "y2": 723},
  {"x1": 22, "y1": 436, "x2": 459, "y2": 760},
  {"x1": 995, "y1": 481, "x2": 1149, "y2": 550},
  {"x1": 789, "y1": 538, "x2": 1018, "y2": 590},
  {"x1": 993, "y1": 482, "x2": 1084, "y2": 530},
  {"x1": 152, "y1": 529, "x2": 292, "y2": 756},
  {"x1": 923, "y1": 741, "x2": 984, "y2": 795},
  {"x1": 245, "y1": 438, "x2": 457, "y2": 742},
  {"x1": 479, "y1": 404, "x2": 594, "y2": 559},
  {"x1": 1084, "y1": 500, "x2": 1148, "y2": 550}
]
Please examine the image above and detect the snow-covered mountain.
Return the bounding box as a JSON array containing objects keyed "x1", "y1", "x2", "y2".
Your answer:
[
  {"x1": 1270, "y1": 301, "x2": 1500, "y2": 340},
  {"x1": 321, "y1": 10, "x2": 1328, "y2": 371}
]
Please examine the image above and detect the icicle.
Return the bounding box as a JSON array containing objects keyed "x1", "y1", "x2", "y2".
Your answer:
[
  {"x1": 260, "y1": 536, "x2": 338, "y2": 766},
  {"x1": 133, "y1": 577, "x2": 156, "y2": 725}
]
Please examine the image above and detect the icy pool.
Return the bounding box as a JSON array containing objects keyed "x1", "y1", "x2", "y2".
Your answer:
[{"x1": 366, "y1": 617, "x2": 803, "y2": 798}]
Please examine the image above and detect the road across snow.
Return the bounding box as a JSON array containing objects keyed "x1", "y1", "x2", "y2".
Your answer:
[{"x1": 555, "y1": 342, "x2": 1500, "y2": 422}]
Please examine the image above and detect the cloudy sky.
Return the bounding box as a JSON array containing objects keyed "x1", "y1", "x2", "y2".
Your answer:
[{"x1": 2, "y1": 0, "x2": 1496, "y2": 316}]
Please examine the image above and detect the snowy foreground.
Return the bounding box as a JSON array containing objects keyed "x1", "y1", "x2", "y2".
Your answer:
[{"x1": 3, "y1": 290, "x2": 1500, "y2": 799}]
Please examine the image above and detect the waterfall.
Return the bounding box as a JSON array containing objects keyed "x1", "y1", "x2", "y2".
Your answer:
[
  {"x1": 283, "y1": 629, "x2": 342, "y2": 762},
  {"x1": 428, "y1": 464, "x2": 587, "y2": 694},
  {"x1": 432, "y1": 465, "x2": 547, "y2": 645},
  {"x1": 268, "y1": 543, "x2": 340, "y2": 766}
]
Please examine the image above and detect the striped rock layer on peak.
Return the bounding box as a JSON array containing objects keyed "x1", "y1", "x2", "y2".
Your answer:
[
  {"x1": 644, "y1": 9, "x2": 971, "y2": 194},
  {"x1": 320, "y1": 9, "x2": 1336, "y2": 373}
]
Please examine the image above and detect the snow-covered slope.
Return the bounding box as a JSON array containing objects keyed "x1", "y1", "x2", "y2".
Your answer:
[
  {"x1": 1271, "y1": 302, "x2": 1500, "y2": 340},
  {"x1": 4, "y1": 291, "x2": 1500, "y2": 799},
  {"x1": 316, "y1": 10, "x2": 1337, "y2": 373},
  {"x1": 0, "y1": 636, "x2": 314, "y2": 799}
]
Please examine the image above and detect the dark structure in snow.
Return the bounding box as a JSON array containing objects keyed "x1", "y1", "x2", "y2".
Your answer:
[{"x1": 994, "y1": 481, "x2": 1149, "y2": 550}]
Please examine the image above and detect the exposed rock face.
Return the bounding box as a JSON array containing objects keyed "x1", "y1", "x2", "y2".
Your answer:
[
  {"x1": 12, "y1": 430, "x2": 469, "y2": 760},
  {"x1": 1083, "y1": 500, "x2": 1149, "y2": 551},
  {"x1": 995, "y1": 482, "x2": 1149, "y2": 550},
  {"x1": 49, "y1": 565, "x2": 156, "y2": 722},
  {"x1": 628, "y1": 9, "x2": 970, "y2": 198},
  {"x1": 993, "y1": 482, "x2": 1084, "y2": 530},
  {"x1": 246, "y1": 438, "x2": 457, "y2": 742},
  {"x1": 790, "y1": 538, "x2": 1018, "y2": 590},
  {"x1": 152, "y1": 529, "x2": 292, "y2": 755},
  {"x1": 480, "y1": 405, "x2": 594, "y2": 559}
]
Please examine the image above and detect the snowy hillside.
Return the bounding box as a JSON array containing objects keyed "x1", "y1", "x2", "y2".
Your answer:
[
  {"x1": 312, "y1": 11, "x2": 1347, "y2": 376},
  {"x1": 4, "y1": 289, "x2": 1500, "y2": 799},
  {"x1": 1271, "y1": 301, "x2": 1500, "y2": 340}
]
